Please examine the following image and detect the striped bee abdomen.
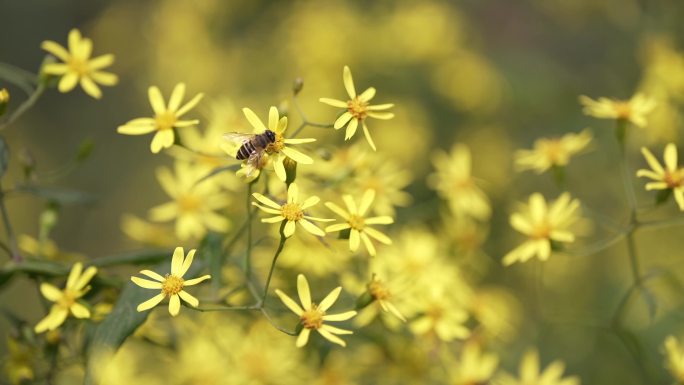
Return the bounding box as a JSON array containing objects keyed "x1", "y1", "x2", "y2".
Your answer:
[{"x1": 236, "y1": 130, "x2": 276, "y2": 160}]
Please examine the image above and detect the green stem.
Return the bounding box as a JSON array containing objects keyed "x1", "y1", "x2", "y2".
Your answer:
[
  {"x1": 259, "y1": 223, "x2": 288, "y2": 307},
  {"x1": 245, "y1": 181, "x2": 255, "y2": 280},
  {"x1": 0, "y1": 183, "x2": 20, "y2": 262}
]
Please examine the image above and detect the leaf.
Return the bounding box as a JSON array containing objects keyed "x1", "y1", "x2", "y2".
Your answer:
[
  {"x1": 91, "y1": 250, "x2": 171, "y2": 268},
  {"x1": 0, "y1": 136, "x2": 8, "y2": 178},
  {"x1": 0, "y1": 258, "x2": 69, "y2": 289},
  {"x1": 15, "y1": 185, "x2": 96, "y2": 205},
  {"x1": 0, "y1": 62, "x2": 36, "y2": 95},
  {"x1": 193, "y1": 164, "x2": 240, "y2": 187}
]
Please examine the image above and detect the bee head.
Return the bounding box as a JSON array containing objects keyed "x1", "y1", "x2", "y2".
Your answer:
[{"x1": 264, "y1": 130, "x2": 276, "y2": 142}]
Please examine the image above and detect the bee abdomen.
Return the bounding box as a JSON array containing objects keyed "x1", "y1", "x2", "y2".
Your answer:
[{"x1": 236, "y1": 141, "x2": 256, "y2": 160}]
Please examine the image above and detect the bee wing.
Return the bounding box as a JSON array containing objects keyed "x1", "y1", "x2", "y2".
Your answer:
[
  {"x1": 223, "y1": 132, "x2": 254, "y2": 144},
  {"x1": 244, "y1": 150, "x2": 264, "y2": 177}
]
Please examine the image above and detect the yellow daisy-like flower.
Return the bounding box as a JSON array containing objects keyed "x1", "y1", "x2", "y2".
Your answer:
[
  {"x1": 131, "y1": 247, "x2": 210, "y2": 317},
  {"x1": 325, "y1": 190, "x2": 394, "y2": 256},
  {"x1": 252, "y1": 183, "x2": 332, "y2": 238},
  {"x1": 503, "y1": 193, "x2": 581, "y2": 266},
  {"x1": 117, "y1": 83, "x2": 204, "y2": 153},
  {"x1": 428, "y1": 144, "x2": 491, "y2": 220},
  {"x1": 497, "y1": 349, "x2": 580, "y2": 385},
  {"x1": 446, "y1": 342, "x2": 499, "y2": 385},
  {"x1": 515, "y1": 129, "x2": 593, "y2": 174},
  {"x1": 41, "y1": 29, "x2": 118, "y2": 99},
  {"x1": 35, "y1": 262, "x2": 97, "y2": 333},
  {"x1": 320, "y1": 66, "x2": 394, "y2": 151},
  {"x1": 579, "y1": 93, "x2": 656, "y2": 128},
  {"x1": 637, "y1": 143, "x2": 684, "y2": 210},
  {"x1": 240, "y1": 106, "x2": 315, "y2": 181},
  {"x1": 275, "y1": 274, "x2": 357, "y2": 348},
  {"x1": 148, "y1": 162, "x2": 230, "y2": 241},
  {"x1": 365, "y1": 274, "x2": 406, "y2": 322},
  {"x1": 664, "y1": 335, "x2": 684, "y2": 383}
]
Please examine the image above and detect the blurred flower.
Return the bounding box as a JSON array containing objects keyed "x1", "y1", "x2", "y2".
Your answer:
[
  {"x1": 579, "y1": 93, "x2": 656, "y2": 128},
  {"x1": 18, "y1": 234, "x2": 83, "y2": 261},
  {"x1": 252, "y1": 183, "x2": 331, "y2": 238},
  {"x1": 428, "y1": 144, "x2": 490, "y2": 220},
  {"x1": 120, "y1": 214, "x2": 176, "y2": 247},
  {"x1": 275, "y1": 274, "x2": 357, "y2": 347},
  {"x1": 496, "y1": 349, "x2": 580, "y2": 385},
  {"x1": 351, "y1": 155, "x2": 413, "y2": 216},
  {"x1": 364, "y1": 273, "x2": 406, "y2": 322},
  {"x1": 35, "y1": 262, "x2": 97, "y2": 333},
  {"x1": 131, "y1": 246, "x2": 210, "y2": 317},
  {"x1": 0, "y1": 88, "x2": 8, "y2": 117},
  {"x1": 117, "y1": 83, "x2": 204, "y2": 153},
  {"x1": 41, "y1": 28, "x2": 118, "y2": 99},
  {"x1": 515, "y1": 129, "x2": 593, "y2": 174},
  {"x1": 148, "y1": 161, "x2": 230, "y2": 240},
  {"x1": 637, "y1": 143, "x2": 684, "y2": 210},
  {"x1": 408, "y1": 286, "x2": 471, "y2": 342},
  {"x1": 503, "y1": 193, "x2": 581, "y2": 266},
  {"x1": 664, "y1": 335, "x2": 684, "y2": 384},
  {"x1": 3, "y1": 337, "x2": 35, "y2": 385},
  {"x1": 325, "y1": 190, "x2": 394, "y2": 256},
  {"x1": 320, "y1": 66, "x2": 394, "y2": 151},
  {"x1": 445, "y1": 342, "x2": 499, "y2": 385}
]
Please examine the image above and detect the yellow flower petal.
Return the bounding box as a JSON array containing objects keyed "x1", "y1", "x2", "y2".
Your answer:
[
  {"x1": 58, "y1": 73, "x2": 79, "y2": 93},
  {"x1": 40, "y1": 283, "x2": 62, "y2": 302},
  {"x1": 148, "y1": 86, "x2": 166, "y2": 115},
  {"x1": 296, "y1": 328, "x2": 311, "y2": 347},
  {"x1": 168, "y1": 83, "x2": 186, "y2": 112},
  {"x1": 184, "y1": 275, "x2": 211, "y2": 286},
  {"x1": 275, "y1": 289, "x2": 304, "y2": 316},
  {"x1": 168, "y1": 294, "x2": 181, "y2": 316},
  {"x1": 70, "y1": 302, "x2": 91, "y2": 319},
  {"x1": 343, "y1": 65, "x2": 356, "y2": 99},
  {"x1": 178, "y1": 290, "x2": 199, "y2": 307},
  {"x1": 318, "y1": 287, "x2": 341, "y2": 312},
  {"x1": 136, "y1": 293, "x2": 166, "y2": 312},
  {"x1": 131, "y1": 276, "x2": 163, "y2": 289},
  {"x1": 297, "y1": 274, "x2": 312, "y2": 309}
]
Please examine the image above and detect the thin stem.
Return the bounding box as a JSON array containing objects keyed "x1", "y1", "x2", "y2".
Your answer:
[
  {"x1": 564, "y1": 231, "x2": 626, "y2": 258},
  {"x1": 260, "y1": 307, "x2": 297, "y2": 336},
  {"x1": 625, "y1": 229, "x2": 641, "y2": 286},
  {"x1": 259, "y1": 226, "x2": 288, "y2": 307},
  {"x1": 0, "y1": 183, "x2": 20, "y2": 262},
  {"x1": 188, "y1": 304, "x2": 259, "y2": 312},
  {"x1": 0, "y1": 84, "x2": 45, "y2": 131},
  {"x1": 245, "y1": 181, "x2": 255, "y2": 279}
]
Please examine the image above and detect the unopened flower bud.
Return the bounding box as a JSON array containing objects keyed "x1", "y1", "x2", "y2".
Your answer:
[
  {"x1": 0, "y1": 88, "x2": 9, "y2": 117},
  {"x1": 293, "y1": 77, "x2": 304, "y2": 96},
  {"x1": 284, "y1": 156, "x2": 297, "y2": 185}
]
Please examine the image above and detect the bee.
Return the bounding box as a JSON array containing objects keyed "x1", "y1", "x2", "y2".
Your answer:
[{"x1": 223, "y1": 130, "x2": 277, "y2": 176}]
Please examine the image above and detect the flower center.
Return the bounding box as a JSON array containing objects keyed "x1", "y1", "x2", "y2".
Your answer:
[
  {"x1": 614, "y1": 101, "x2": 632, "y2": 120},
  {"x1": 368, "y1": 278, "x2": 391, "y2": 301},
  {"x1": 266, "y1": 133, "x2": 285, "y2": 154},
  {"x1": 531, "y1": 223, "x2": 551, "y2": 240},
  {"x1": 348, "y1": 215, "x2": 365, "y2": 230},
  {"x1": 56, "y1": 290, "x2": 77, "y2": 309},
  {"x1": 301, "y1": 304, "x2": 325, "y2": 329},
  {"x1": 162, "y1": 274, "x2": 184, "y2": 296},
  {"x1": 155, "y1": 111, "x2": 177, "y2": 131},
  {"x1": 348, "y1": 97, "x2": 368, "y2": 120},
  {"x1": 665, "y1": 170, "x2": 684, "y2": 188},
  {"x1": 67, "y1": 58, "x2": 89, "y2": 76},
  {"x1": 281, "y1": 202, "x2": 303, "y2": 221},
  {"x1": 178, "y1": 194, "x2": 201, "y2": 213},
  {"x1": 540, "y1": 139, "x2": 566, "y2": 164}
]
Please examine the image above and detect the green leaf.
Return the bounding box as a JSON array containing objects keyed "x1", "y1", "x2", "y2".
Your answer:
[
  {"x1": 91, "y1": 250, "x2": 171, "y2": 268},
  {"x1": 0, "y1": 136, "x2": 8, "y2": 178},
  {"x1": 0, "y1": 62, "x2": 37, "y2": 95},
  {"x1": 0, "y1": 258, "x2": 69, "y2": 289},
  {"x1": 15, "y1": 185, "x2": 96, "y2": 205}
]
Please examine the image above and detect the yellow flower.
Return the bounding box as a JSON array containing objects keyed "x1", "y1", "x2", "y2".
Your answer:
[
  {"x1": 515, "y1": 129, "x2": 593, "y2": 174},
  {"x1": 18, "y1": 234, "x2": 84, "y2": 261},
  {"x1": 579, "y1": 93, "x2": 656, "y2": 128},
  {"x1": 120, "y1": 214, "x2": 176, "y2": 247},
  {"x1": 252, "y1": 183, "x2": 332, "y2": 238},
  {"x1": 325, "y1": 190, "x2": 394, "y2": 256},
  {"x1": 275, "y1": 274, "x2": 357, "y2": 347},
  {"x1": 4, "y1": 337, "x2": 35, "y2": 385},
  {"x1": 637, "y1": 143, "x2": 684, "y2": 210},
  {"x1": 446, "y1": 342, "x2": 499, "y2": 385},
  {"x1": 365, "y1": 274, "x2": 406, "y2": 322},
  {"x1": 117, "y1": 83, "x2": 204, "y2": 153},
  {"x1": 496, "y1": 349, "x2": 580, "y2": 385},
  {"x1": 428, "y1": 144, "x2": 490, "y2": 220},
  {"x1": 320, "y1": 66, "x2": 394, "y2": 151},
  {"x1": 41, "y1": 28, "x2": 118, "y2": 99},
  {"x1": 503, "y1": 193, "x2": 581, "y2": 266},
  {"x1": 664, "y1": 335, "x2": 684, "y2": 383},
  {"x1": 131, "y1": 246, "x2": 210, "y2": 317},
  {"x1": 148, "y1": 162, "x2": 230, "y2": 240},
  {"x1": 35, "y1": 262, "x2": 97, "y2": 333},
  {"x1": 238, "y1": 106, "x2": 315, "y2": 181},
  {"x1": 408, "y1": 286, "x2": 471, "y2": 342}
]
